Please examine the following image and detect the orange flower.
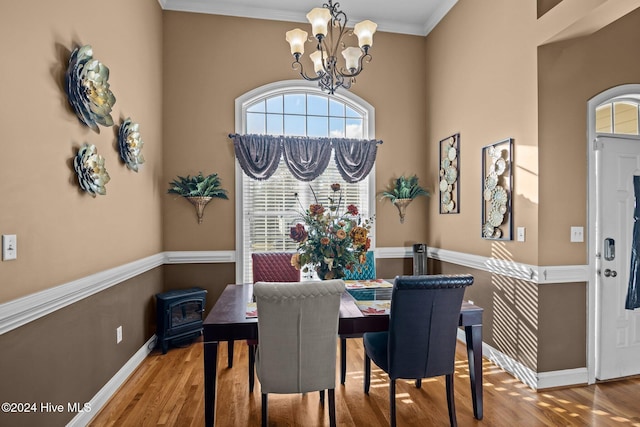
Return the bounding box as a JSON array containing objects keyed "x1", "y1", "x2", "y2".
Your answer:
[
  {"x1": 290, "y1": 253, "x2": 301, "y2": 270},
  {"x1": 320, "y1": 237, "x2": 330, "y2": 245},
  {"x1": 336, "y1": 229, "x2": 346, "y2": 240},
  {"x1": 350, "y1": 226, "x2": 368, "y2": 246},
  {"x1": 309, "y1": 204, "x2": 325, "y2": 216},
  {"x1": 359, "y1": 253, "x2": 367, "y2": 264}
]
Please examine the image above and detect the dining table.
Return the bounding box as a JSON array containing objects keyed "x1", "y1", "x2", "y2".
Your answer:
[{"x1": 202, "y1": 282, "x2": 484, "y2": 427}]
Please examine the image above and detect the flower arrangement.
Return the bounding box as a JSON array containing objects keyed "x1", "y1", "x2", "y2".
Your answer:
[{"x1": 289, "y1": 183, "x2": 373, "y2": 280}]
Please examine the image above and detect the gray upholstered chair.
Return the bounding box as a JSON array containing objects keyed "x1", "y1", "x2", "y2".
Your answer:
[
  {"x1": 246, "y1": 252, "x2": 300, "y2": 392},
  {"x1": 363, "y1": 274, "x2": 474, "y2": 427},
  {"x1": 253, "y1": 280, "x2": 345, "y2": 427}
]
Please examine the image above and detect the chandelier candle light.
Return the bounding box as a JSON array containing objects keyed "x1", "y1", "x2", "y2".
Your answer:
[{"x1": 285, "y1": 0, "x2": 377, "y2": 94}]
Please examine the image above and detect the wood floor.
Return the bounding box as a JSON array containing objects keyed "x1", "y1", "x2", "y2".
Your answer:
[{"x1": 89, "y1": 337, "x2": 640, "y2": 426}]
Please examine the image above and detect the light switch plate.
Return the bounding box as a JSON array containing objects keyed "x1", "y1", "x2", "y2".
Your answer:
[
  {"x1": 2, "y1": 234, "x2": 17, "y2": 261},
  {"x1": 517, "y1": 227, "x2": 526, "y2": 242},
  {"x1": 570, "y1": 226, "x2": 584, "y2": 243}
]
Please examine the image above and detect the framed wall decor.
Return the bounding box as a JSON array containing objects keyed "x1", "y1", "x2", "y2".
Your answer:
[
  {"x1": 481, "y1": 138, "x2": 513, "y2": 240},
  {"x1": 439, "y1": 133, "x2": 460, "y2": 214}
]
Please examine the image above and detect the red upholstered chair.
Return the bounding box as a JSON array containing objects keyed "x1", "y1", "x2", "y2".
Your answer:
[
  {"x1": 246, "y1": 252, "x2": 300, "y2": 392},
  {"x1": 252, "y1": 252, "x2": 301, "y2": 283}
]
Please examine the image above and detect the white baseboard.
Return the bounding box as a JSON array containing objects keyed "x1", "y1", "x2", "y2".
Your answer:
[
  {"x1": 66, "y1": 335, "x2": 157, "y2": 427},
  {"x1": 537, "y1": 367, "x2": 589, "y2": 389},
  {"x1": 456, "y1": 329, "x2": 588, "y2": 390}
]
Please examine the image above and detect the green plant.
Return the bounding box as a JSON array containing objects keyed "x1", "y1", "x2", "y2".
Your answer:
[
  {"x1": 167, "y1": 172, "x2": 229, "y2": 199},
  {"x1": 379, "y1": 175, "x2": 429, "y2": 203}
]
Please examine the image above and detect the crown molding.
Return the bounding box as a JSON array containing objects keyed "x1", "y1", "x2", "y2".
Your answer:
[{"x1": 159, "y1": 0, "x2": 456, "y2": 36}]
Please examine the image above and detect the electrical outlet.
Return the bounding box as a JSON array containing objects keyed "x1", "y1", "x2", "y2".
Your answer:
[
  {"x1": 2, "y1": 235, "x2": 17, "y2": 261},
  {"x1": 570, "y1": 226, "x2": 584, "y2": 243},
  {"x1": 116, "y1": 326, "x2": 123, "y2": 344},
  {"x1": 517, "y1": 227, "x2": 526, "y2": 242}
]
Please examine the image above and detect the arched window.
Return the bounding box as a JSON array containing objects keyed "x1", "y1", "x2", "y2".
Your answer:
[
  {"x1": 596, "y1": 98, "x2": 640, "y2": 135},
  {"x1": 234, "y1": 81, "x2": 376, "y2": 283}
]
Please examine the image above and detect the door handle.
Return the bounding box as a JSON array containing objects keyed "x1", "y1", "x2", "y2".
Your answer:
[
  {"x1": 604, "y1": 238, "x2": 615, "y2": 261},
  {"x1": 603, "y1": 268, "x2": 618, "y2": 277}
]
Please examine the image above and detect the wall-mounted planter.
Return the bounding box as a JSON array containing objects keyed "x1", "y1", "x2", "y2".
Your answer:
[
  {"x1": 167, "y1": 172, "x2": 229, "y2": 225},
  {"x1": 393, "y1": 198, "x2": 413, "y2": 223},
  {"x1": 186, "y1": 196, "x2": 212, "y2": 224},
  {"x1": 379, "y1": 175, "x2": 429, "y2": 224}
]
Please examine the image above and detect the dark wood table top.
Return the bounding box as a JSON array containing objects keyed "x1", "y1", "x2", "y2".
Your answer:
[{"x1": 203, "y1": 284, "x2": 483, "y2": 342}]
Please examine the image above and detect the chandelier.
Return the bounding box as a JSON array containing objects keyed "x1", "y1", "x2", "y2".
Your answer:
[{"x1": 285, "y1": 1, "x2": 377, "y2": 95}]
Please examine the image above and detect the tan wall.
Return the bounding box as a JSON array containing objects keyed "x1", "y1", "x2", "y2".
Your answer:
[
  {"x1": 425, "y1": 1, "x2": 540, "y2": 265},
  {"x1": 161, "y1": 12, "x2": 430, "y2": 253},
  {"x1": 0, "y1": 0, "x2": 164, "y2": 303},
  {"x1": 538, "y1": 7, "x2": 640, "y2": 265},
  {"x1": 538, "y1": 0, "x2": 563, "y2": 18}
]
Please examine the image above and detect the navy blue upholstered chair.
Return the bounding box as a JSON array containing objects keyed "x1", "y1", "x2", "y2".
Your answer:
[{"x1": 363, "y1": 275, "x2": 474, "y2": 427}]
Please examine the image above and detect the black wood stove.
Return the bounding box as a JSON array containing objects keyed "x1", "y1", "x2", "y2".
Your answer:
[{"x1": 155, "y1": 287, "x2": 207, "y2": 354}]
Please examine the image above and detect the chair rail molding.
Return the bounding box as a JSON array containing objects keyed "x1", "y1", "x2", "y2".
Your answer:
[
  {"x1": 0, "y1": 253, "x2": 165, "y2": 336},
  {"x1": 428, "y1": 247, "x2": 589, "y2": 284},
  {"x1": 0, "y1": 247, "x2": 588, "y2": 336},
  {"x1": 0, "y1": 251, "x2": 235, "y2": 336}
]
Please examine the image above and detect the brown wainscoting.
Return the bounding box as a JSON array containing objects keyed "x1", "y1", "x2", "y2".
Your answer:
[
  {"x1": 0, "y1": 267, "x2": 163, "y2": 426},
  {"x1": 432, "y1": 259, "x2": 587, "y2": 374},
  {"x1": 163, "y1": 262, "x2": 236, "y2": 315}
]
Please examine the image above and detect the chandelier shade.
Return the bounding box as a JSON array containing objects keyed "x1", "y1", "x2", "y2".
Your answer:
[
  {"x1": 285, "y1": 29, "x2": 308, "y2": 56},
  {"x1": 285, "y1": 0, "x2": 377, "y2": 94}
]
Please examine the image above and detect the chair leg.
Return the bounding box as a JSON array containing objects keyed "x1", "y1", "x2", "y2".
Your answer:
[
  {"x1": 248, "y1": 344, "x2": 256, "y2": 393},
  {"x1": 364, "y1": 352, "x2": 371, "y2": 394},
  {"x1": 415, "y1": 378, "x2": 422, "y2": 389},
  {"x1": 319, "y1": 390, "x2": 325, "y2": 406},
  {"x1": 261, "y1": 393, "x2": 268, "y2": 427},
  {"x1": 328, "y1": 389, "x2": 336, "y2": 427},
  {"x1": 227, "y1": 340, "x2": 234, "y2": 368},
  {"x1": 340, "y1": 337, "x2": 347, "y2": 384},
  {"x1": 446, "y1": 374, "x2": 457, "y2": 427},
  {"x1": 390, "y1": 379, "x2": 397, "y2": 427}
]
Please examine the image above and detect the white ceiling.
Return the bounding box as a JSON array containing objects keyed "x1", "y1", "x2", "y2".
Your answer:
[{"x1": 159, "y1": 0, "x2": 458, "y2": 36}]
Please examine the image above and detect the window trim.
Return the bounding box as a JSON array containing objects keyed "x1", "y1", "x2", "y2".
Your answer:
[
  {"x1": 595, "y1": 97, "x2": 640, "y2": 136},
  {"x1": 234, "y1": 80, "x2": 377, "y2": 283}
]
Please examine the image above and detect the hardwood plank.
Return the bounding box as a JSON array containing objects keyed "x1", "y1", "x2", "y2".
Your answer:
[{"x1": 89, "y1": 338, "x2": 640, "y2": 426}]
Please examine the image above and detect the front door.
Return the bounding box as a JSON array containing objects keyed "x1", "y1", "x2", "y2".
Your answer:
[{"x1": 596, "y1": 135, "x2": 640, "y2": 380}]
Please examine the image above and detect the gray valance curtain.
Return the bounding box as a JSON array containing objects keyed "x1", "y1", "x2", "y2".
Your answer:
[{"x1": 229, "y1": 134, "x2": 382, "y2": 183}]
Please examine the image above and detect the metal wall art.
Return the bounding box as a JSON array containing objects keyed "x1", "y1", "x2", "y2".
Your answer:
[
  {"x1": 439, "y1": 133, "x2": 460, "y2": 214},
  {"x1": 118, "y1": 118, "x2": 145, "y2": 172},
  {"x1": 481, "y1": 138, "x2": 512, "y2": 240},
  {"x1": 65, "y1": 45, "x2": 116, "y2": 133},
  {"x1": 74, "y1": 143, "x2": 110, "y2": 197}
]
